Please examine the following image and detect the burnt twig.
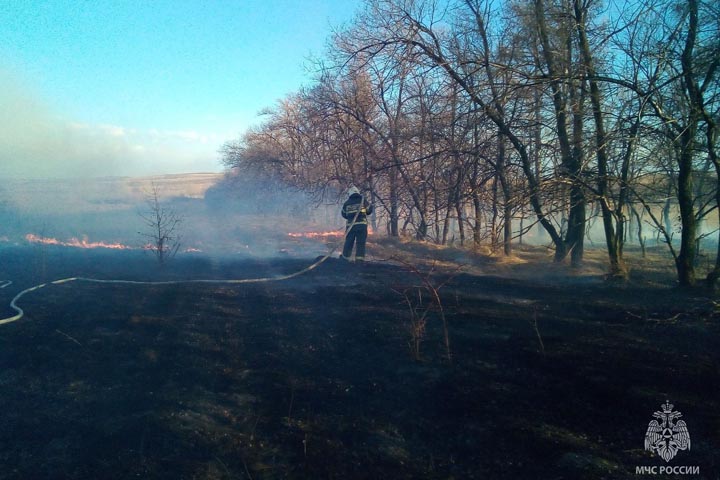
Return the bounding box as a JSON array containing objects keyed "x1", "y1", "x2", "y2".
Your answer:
[{"x1": 55, "y1": 329, "x2": 82, "y2": 346}]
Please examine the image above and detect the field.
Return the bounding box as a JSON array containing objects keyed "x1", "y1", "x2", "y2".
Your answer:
[{"x1": 0, "y1": 240, "x2": 718, "y2": 479}]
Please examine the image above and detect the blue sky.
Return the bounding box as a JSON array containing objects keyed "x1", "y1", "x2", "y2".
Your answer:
[{"x1": 0, "y1": 0, "x2": 361, "y2": 178}]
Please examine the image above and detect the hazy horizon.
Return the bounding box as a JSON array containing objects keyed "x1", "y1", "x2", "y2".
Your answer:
[{"x1": 0, "y1": 172, "x2": 343, "y2": 259}]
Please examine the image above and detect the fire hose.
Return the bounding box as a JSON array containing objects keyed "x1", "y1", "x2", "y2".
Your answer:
[{"x1": 0, "y1": 195, "x2": 368, "y2": 326}]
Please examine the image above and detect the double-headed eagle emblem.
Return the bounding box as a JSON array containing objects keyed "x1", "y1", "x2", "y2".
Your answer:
[{"x1": 644, "y1": 401, "x2": 691, "y2": 462}]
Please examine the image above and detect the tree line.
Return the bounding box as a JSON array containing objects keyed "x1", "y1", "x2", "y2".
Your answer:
[{"x1": 221, "y1": 0, "x2": 719, "y2": 287}]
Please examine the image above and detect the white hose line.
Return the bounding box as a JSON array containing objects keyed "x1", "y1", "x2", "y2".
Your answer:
[
  {"x1": 0, "y1": 205, "x2": 367, "y2": 326},
  {"x1": 0, "y1": 246, "x2": 339, "y2": 326}
]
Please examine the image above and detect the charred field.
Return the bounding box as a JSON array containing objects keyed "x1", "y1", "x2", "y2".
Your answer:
[{"x1": 0, "y1": 241, "x2": 718, "y2": 479}]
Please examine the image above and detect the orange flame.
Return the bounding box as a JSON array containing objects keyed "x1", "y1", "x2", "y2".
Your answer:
[
  {"x1": 288, "y1": 231, "x2": 343, "y2": 239},
  {"x1": 288, "y1": 226, "x2": 373, "y2": 239},
  {"x1": 25, "y1": 233, "x2": 134, "y2": 250},
  {"x1": 25, "y1": 233, "x2": 204, "y2": 253}
]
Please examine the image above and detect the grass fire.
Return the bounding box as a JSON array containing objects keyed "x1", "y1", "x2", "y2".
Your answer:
[
  {"x1": 287, "y1": 230, "x2": 343, "y2": 239},
  {"x1": 25, "y1": 233, "x2": 135, "y2": 250}
]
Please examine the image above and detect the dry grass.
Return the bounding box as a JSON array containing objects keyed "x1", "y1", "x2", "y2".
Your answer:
[{"x1": 368, "y1": 236, "x2": 687, "y2": 287}]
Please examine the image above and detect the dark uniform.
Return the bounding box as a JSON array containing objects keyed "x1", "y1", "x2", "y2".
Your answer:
[{"x1": 341, "y1": 193, "x2": 373, "y2": 262}]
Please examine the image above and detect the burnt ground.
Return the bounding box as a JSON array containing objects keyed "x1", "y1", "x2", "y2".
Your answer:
[{"x1": 0, "y1": 240, "x2": 718, "y2": 479}]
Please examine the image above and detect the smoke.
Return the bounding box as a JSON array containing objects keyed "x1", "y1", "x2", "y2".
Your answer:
[
  {"x1": 0, "y1": 71, "x2": 221, "y2": 179},
  {"x1": 0, "y1": 73, "x2": 342, "y2": 258},
  {"x1": 0, "y1": 170, "x2": 343, "y2": 260}
]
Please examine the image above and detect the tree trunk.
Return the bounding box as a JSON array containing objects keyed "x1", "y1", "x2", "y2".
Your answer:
[
  {"x1": 491, "y1": 176, "x2": 499, "y2": 250},
  {"x1": 568, "y1": 185, "x2": 586, "y2": 267},
  {"x1": 434, "y1": 202, "x2": 441, "y2": 243},
  {"x1": 567, "y1": 14, "x2": 587, "y2": 268},
  {"x1": 574, "y1": 0, "x2": 627, "y2": 279},
  {"x1": 497, "y1": 134, "x2": 512, "y2": 255},
  {"x1": 535, "y1": 0, "x2": 580, "y2": 264},
  {"x1": 456, "y1": 202, "x2": 466, "y2": 247},
  {"x1": 416, "y1": 216, "x2": 428, "y2": 241},
  {"x1": 442, "y1": 205, "x2": 451, "y2": 245},
  {"x1": 389, "y1": 169, "x2": 399, "y2": 237},
  {"x1": 631, "y1": 204, "x2": 646, "y2": 257},
  {"x1": 503, "y1": 201, "x2": 512, "y2": 255},
  {"x1": 676, "y1": 0, "x2": 701, "y2": 287},
  {"x1": 472, "y1": 190, "x2": 482, "y2": 246},
  {"x1": 676, "y1": 143, "x2": 697, "y2": 286}
]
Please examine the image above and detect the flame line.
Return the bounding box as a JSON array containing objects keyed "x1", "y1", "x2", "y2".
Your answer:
[
  {"x1": 24, "y1": 234, "x2": 202, "y2": 253},
  {"x1": 25, "y1": 233, "x2": 134, "y2": 250}
]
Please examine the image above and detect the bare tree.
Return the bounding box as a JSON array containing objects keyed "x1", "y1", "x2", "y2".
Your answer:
[{"x1": 139, "y1": 182, "x2": 182, "y2": 266}]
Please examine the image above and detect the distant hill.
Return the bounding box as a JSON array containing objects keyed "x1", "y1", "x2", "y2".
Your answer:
[{"x1": 2, "y1": 172, "x2": 224, "y2": 213}]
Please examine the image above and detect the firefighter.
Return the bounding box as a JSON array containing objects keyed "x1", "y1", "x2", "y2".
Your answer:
[{"x1": 341, "y1": 187, "x2": 373, "y2": 262}]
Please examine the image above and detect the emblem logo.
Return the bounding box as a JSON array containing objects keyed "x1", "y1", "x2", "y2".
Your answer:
[{"x1": 644, "y1": 401, "x2": 691, "y2": 462}]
